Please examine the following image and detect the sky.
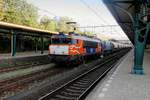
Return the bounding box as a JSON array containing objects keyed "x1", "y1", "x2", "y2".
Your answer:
[{"x1": 27, "y1": 0, "x2": 129, "y2": 40}]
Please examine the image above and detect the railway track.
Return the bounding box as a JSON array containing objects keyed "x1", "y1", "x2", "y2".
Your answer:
[
  {"x1": 39, "y1": 49, "x2": 129, "y2": 100},
  {"x1": 0, "y1": 55, "x2": 51, "y2": 73},
  {"x1": 0, "y1": 63, "x2": 38, "y2": 73},
  {"x1": 0, "y1": 65, "x2": 68, "y2": 97},
  {"x1": 0, "y1": 60, "x2": 51, "y2": 73}
]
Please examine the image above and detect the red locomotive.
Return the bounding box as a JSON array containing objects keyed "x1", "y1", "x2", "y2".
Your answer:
[{"x1": 49, "y1": 32, "x2": 102, "y2": 64}]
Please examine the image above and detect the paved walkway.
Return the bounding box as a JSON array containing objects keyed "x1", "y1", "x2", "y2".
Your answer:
[
  {"x1": 0, "y1": 51, "x2": 48, "y2": 59},
  {"x1": 86, "y1": 49, "x2": 150, "y2": 100}
]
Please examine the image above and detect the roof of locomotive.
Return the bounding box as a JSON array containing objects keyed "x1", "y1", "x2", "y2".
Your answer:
[
  {"x1": 51, "y1": 33, "x2": 101, "y2": 43},
  {"x1": 72, "y1": 35, "x2": 100, "y2": 43}
]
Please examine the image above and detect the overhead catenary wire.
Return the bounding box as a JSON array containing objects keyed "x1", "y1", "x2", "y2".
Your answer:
[
  {"x1": 37, "y1": 8, "x2": 57, "y2": 17},
  {"x1": 28, "y1": 0, "x2": 58, "y2": 17},
  {"x1": 79, "y1": 0, "x2": 110, "y2": 25},
  {"x1": 79, "y1": 0, "x2": 115, "y2": 33},
  {"x1": 79, "y1": 0, "x2": 123, "y2": 35},
  {"x1": 95, "y1": 0, "x2": 121, "y2": 34},
  {"x1": 76, "y1": 25, "x2": 119, "y2": 28},
  {"x1": 95, "y1": 0, "x2": 126, "y2": 35},
  {"x1": 34, "y1": 0, "x2": 122, "y2": 36}
]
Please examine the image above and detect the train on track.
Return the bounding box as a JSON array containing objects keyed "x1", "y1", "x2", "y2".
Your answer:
[{"x1": 48, "y1": 32, "x2": 130, "y2": 64}]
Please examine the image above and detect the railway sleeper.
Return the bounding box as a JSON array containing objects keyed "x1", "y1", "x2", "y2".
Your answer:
[
  {"x1": 61, "y1": 91, "x2": 81, "y2": 96},
  {"x1": 55, "y1": 94, "x2": 77, "y2": 100},
  {"x1": 75, "y1": 81, "x2": 88, "y2": 85},
  {"x1": 66, "y1": 88, "x2": 84, "y2": 93},
  {"x1": 69, "y1": 86, "x2": 87, "y2": 90},
  {"x1": 78, "y1": 80, "x2": 89, "y2": 83},
  {"x1": 72, "y1": 83, "x2": 89, "y2": 87}
]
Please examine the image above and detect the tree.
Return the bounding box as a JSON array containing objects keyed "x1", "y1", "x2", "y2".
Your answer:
[
  {"x1": 74, "y1": 28, "x2": 83, "y2": 34},
  {"x1": 40, "y1": 16, "x2": 51, "y2": 29},
  {"x1": 2, "y1": 0, "x2": 39, "y2": 27},
  {"x1": 1, "y1": 0, "x2": 82, "y2": 34},
  {"x1": 57, "y1": 17, "x2": 74, "y2": 33},
  {"x1": 40, "y1": 15, "x2": 57, "y2": 31},
  {"x1": 0, "y1": 0, "x2": 4, "y2": 20},
  {"x1": 49, "y1": 19, "x2": 57, "y2": 31}
]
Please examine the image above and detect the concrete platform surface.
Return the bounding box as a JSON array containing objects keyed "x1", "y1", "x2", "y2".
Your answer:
[
  {"x1": 86, "y1": 49, "x2": 150, "y2": 100},
  {"x1": 0, "y1": 51, "x2": 48, "y2": 59},
  {"x1": 0, "y1": 51, "x2": 50, "y2": 68}
]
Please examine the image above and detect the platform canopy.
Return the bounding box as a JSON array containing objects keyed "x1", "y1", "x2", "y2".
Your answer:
[
  {"x1": 0, "y1": 21, "x2": 58, "y2": 35},
  {"x1": 103, "y1": 0, "x2": 150, "y2": 44}
]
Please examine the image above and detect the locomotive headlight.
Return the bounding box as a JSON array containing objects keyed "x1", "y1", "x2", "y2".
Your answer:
[
  {"x1": 49, "y1": 46, "x2": 51, "y2": 53},
  {"x1": 49, "y1": 45, "x2": 51, "y2": 49}
]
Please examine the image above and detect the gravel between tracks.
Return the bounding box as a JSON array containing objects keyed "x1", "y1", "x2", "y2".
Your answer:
[
  {"x1": 0, "y1": 63, "x2": 55, "y2": 81},
  {"x1": 7, "y1": 59, "x2": 102, "y2": 100}
]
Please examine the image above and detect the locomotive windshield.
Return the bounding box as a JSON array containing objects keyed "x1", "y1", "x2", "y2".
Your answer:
[{"x1": 51, "y1": 38, "x2": 73, "y2": 44}]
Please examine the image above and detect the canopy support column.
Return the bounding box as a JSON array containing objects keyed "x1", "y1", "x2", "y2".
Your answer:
[
  {"x1": 11, "y1": 30, "x2": 17, "y2": 56},
  {"x1": 35, "y1": 37, "x2": 38, "y2": 53},
  {"x1": 41, "y1": 36, "x2": 44, "y2": 54},
  {"x1": 132, "y1": 5, "x2": 150, "y2": 75}
]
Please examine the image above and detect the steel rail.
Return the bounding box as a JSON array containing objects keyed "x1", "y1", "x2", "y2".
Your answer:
[{"x1": 39, "y1": 49, "x2": 129, "y2": 100}]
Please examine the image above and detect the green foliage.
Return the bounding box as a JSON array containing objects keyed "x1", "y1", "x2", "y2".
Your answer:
[
  {"x1": 57, "y1": 17, "x2": 74, "y2": 33},
  {"x1": 2, "y1": 0, "x2": 39, "y2": 27},
  {"x1": 0, "y1": 0, "x2": 4, "y2": 20},
  {"x1": 74, "y1": 27, "x2": 83, "y2": 34},
  {"x1": 0, "y1": 0, "x2": 82, "y2": 33},
  {"x1": 40, "y1": 16, "x2": 51, "y2": 29},
  {"x1": 40, "y1": 16, "x2": 74, "y2": 32},
  {"x1": 87, "y1": 32, "x2": 94, "y2": 36},
  {"x1": 40, "y1": 16, "x2": 57, "y2": 31}
]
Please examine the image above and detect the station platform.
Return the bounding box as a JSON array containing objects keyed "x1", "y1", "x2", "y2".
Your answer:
[
  {"x1": 86, "y1": 49, "x2": 150, "y2": 100},
  {"x1": 0, "y1": 51, "x2": 48, "y2": 59},
  {"x1": 0, "y1": 51, "x2": 49, "y2": 68}
]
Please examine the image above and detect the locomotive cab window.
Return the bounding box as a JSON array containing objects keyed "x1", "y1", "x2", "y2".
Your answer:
[
  {"x1": 83, "y1": 41, "x2": 98, "y2": 48},
  {"x1": 72, "y1": 39, "x2": 77, "y2": 44},
  {"x1": 51, "y1": 38, "x2": 76, "y2": 44}
]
